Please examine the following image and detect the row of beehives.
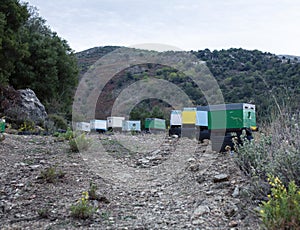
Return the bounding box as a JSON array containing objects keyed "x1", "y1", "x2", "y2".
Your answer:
[
  {"x1": 74, "y1": 117, "x2": 167, "y2": 132},
  {"x1": 169, "y1": 103, "x2": 257, "y2": 141},
  {"x1": 170, "y1": 103, "x2": 257, "y2": 129}
]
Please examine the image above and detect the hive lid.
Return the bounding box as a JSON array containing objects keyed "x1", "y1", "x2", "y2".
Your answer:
[{"x1": 205, "y1": 103, "x2": 255, "y2": 111}]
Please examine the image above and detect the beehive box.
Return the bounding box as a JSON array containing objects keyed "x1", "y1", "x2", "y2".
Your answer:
[
  {"x1": 90, "y1": 119, "x2": 107, "y2": 131},
  {"x1": 208, "y1": 103, "x2": 256, "y2": 130},
  {"x1": 122, "y1": 120, "x2": 141, "y2": 132},
  {"x1": 196, "y1": 106, "x2": 209, "y2": 127},
  {"x1": 107, "y1": 117, "x2": 125, "y2": 129},
  {"x1": 0, "y1": 119, "x2": 5, "y2": 133},
  {"x1": 181, "y1": 108, "x2": 196, "y2": 125},
  {"x1": 75, "y1": 122, "x2": 91, "y2": 132},
  {"x1": 170, "y1": 110, "x2": 182, "y2": 126},
  {"x1": 145, "y1": 118, "x2": 166, "y2": 130}
]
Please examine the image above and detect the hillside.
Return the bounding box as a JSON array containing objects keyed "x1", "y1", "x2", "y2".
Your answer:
[
  {"x1": 76, "y1": 47, "x2": 300, "y2": 123},
  {"x1": 76, "y1": 46, "x2": 120, "y2": 77}
]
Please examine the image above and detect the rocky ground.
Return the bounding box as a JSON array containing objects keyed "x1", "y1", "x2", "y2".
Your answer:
[{"x1": 0, "y1": 132, "x2": 261, "y2": 229}]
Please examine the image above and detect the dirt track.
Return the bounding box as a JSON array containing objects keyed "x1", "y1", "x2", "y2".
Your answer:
[{"x1": 0, "y1": 133, "x2": 261, "y2": 229}]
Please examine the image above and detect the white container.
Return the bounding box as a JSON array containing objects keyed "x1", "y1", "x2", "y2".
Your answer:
[
  {"x1": 170, "y1": 110, "x2": 182, "y2": 126},
  {"x1": 122, "y1": 120, "x2": 141, "y2": 132},
  {"x1": 107, "y1": 116, "x2": 125, "y2": 129},
  {"x1": 90, "y1": 119, "x2": 107, "y2": 131},
  {"x1": 75, "y1": 122, "x2": 91, "y2": 132}
]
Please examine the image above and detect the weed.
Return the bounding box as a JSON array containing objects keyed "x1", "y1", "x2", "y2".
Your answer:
[
  {"x1": 18, "y1": 120, "x2": 35, "y2": 132},
  {"x1": 38, "y1": 208, "x2": 50, "y2": 218},
  {"x1": 70, "y1": 191, "x2": 97, "y2": 219},
  {"x1": 40, "y1": 166, "x2": 65, "y2": 183},
  {"x1": 69, "y1": 133, "x2": 91, "y2": 152},
  {"x1": 101, "y1": 211, "x2": 110, "y2": 220},
  {"x1": 88, "y1": 181, "x2": 98, "y2": 200}
]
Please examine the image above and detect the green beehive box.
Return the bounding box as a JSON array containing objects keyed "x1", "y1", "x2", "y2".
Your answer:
[
  {"x1": 145, "y1": 118, "x2": 166, "y2": 130},
  {"x1": 0, "y1": 119, "x2": 5, "y2": 133},
  {"x1": 208, "y1": 103, "x2": 256, "y2": 130}
]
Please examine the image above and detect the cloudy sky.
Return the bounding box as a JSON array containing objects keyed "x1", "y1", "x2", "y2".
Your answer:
[{"x1": 23, "y1": 0, "x2": 300, "y2": 55}]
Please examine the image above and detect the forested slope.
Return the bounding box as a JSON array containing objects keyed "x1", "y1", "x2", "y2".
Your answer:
[{"x1": 76, "y1": 47, "x2": 300, "y2": 123}]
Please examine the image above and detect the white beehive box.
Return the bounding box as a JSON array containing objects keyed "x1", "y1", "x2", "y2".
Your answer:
[
  {"x1": 170, "y1": 110, "x2": 182, "y2": 126},
  {"x1": 90, "y1": 119, "x2": 107, "y2": 131},
  {"x1": 122, "y1": 120, "x2": 141, "y2": 132},
  {"x1": 107, "y1": 116, "x2": 125, "y2": 129},
  {"x1": 75, "y1": 122, "x2": 91, "y2": 132}
]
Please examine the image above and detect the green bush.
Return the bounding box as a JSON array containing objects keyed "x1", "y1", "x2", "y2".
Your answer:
[
  {"x1": 233, "y1": 109, "x2": 300, "y2": 227},
  {"x1": 234, "y1": 111, "x2": 300, "y2": 187},
  {"x1": 53, "y1": 127, "x2": 74, "y2": 140},
  {"x1": 260, "y1": 175, "x2": 300, "y2": 229},
  {"x1": 47, "y1": 114, "x2": 68, "y2": 131},
  {"x1": 69, "y1": 133, "x2": 91, "y2": 152},
  {"x1": 234, "y1": 132, "x2": 271, "y2": 178}
]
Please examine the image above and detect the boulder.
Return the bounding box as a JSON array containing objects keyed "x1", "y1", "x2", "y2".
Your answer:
[
  {"x1": 18, "y1": 89, "x2": 48, "y2": 123},
  {"x1": 1, "y1": 87, "x2": 47, "y2": 125}
]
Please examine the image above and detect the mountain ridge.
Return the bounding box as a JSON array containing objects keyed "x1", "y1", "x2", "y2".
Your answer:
[{"x1": 75, "y1": 46, "x2": 300, "y2": 123}]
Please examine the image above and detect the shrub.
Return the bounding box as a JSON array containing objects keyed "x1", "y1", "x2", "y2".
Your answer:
[
  {"x1": 234, "y1": 110, "x2": 300, "y2": 188},
  {"x1": 40, "y1": 166, "x2": 65, "y2": 183},
  {"x1": 18, "y1": 120, "x2": 35, "y2": 132},
  {"x1": 47, "y1": 114, "x2": 68, "y2": 130},
  {"x1": 260, "y1": 175, "x2": 300, "y2": 229},
  {"x1": 69, "y1": 133, "x2": 91, "y2": 152},
  {"x1": 70, "y1": 191, "x2": 96, "y2": 219},
  {"x1": 53, "y1": 127, "x2": 74, "y2": 140}
]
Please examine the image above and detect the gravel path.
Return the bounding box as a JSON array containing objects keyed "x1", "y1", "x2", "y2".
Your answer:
[{"x1": 0, "y1": 133, "x2": 261, "y2": 229}]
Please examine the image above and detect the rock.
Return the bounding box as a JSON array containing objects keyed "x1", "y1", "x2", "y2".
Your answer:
[
  {"x1": 196, "y1": 175, "x2": 205, "y2": 184},
  {"x1": 18, "y1": 89, "x2": 47, "y2": 124},
  {"x1": 213, "y1": 174, "x2": 230, "y2": 183},
  {"x1": 193, "y1": 205, "x2": 210, "y2": 218},
  {"x1": 187, "y1": 157, "x2": 196, "y2": 163},
  {"x1": 212, "y1": 181, "x2": 231, "y2": 189},
  {"x1": 192, "y1": 218, "x2": 205, "y2": 225},
  {"x1": 187, "y1": 163, "x2": 199, "y2": 172},
  {"x1": 146, "y1": 155, "x2": 162, "y2": 161},
  {"x1": 232, "y1": 186, "x2": 239, "y2": 197},
  {"x1": 224, "y1": 203, "x2": 238, "y2": 217},
  {"x1": 151, "y1": 149, "x2": 161, "y2": 155},
  {"x1": 29, "y1": 165, "x2": 41, "y2": 170},
  {"x1": 228, "y1": 220, "x2": 238, "y2": 227},
  {"x1": 0, "y1": 134, "x2": 5, "y2": 142},
  {"x1": 4, "y1": 88, "x2": 47, "y2": 125},
  {"x1": 137, "y1": 158, "x2": 150, "y2": 165}
]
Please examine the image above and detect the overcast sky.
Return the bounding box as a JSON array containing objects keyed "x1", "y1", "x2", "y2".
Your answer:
[{"x1": 23, "y1": 0, "x2": 300, "y2": 55}]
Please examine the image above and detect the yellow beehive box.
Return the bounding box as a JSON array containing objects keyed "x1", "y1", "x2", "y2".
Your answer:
[{"x1": 181, "y1": 108, "x2": 196, "y2": 124}]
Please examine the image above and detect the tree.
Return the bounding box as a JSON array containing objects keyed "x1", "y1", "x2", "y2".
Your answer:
[
  {"x1": 0, "y1": 0, "x2": 29, "y2": 84},
  {"x1": 9, "y1": 7, "x2": 78, "y2": 116}
]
